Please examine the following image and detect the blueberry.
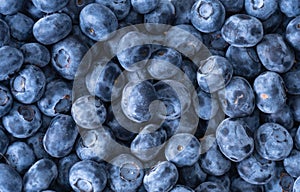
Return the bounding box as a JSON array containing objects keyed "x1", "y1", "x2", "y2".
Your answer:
[
  {"x1": 0, "y1": 19, "x2": 10, "y2": 47},
  {"x1": 288, "y1": 95, "x2": 300, "y2": 122},
  {"x1": 171, "y1": 0, "x2": 195, "y2": 24},
  {"x1": 180, "y1": 58, "x2": 198, "y2": 87},
  {"x1": 5, "y1": 141, "x2": 35, "y2": 173},
  {"x1": 27, "y1": 132, "x2": 51, "y2": 159},
  {"x1": 221, "y1": 14, "x2": 264, "y2": 47},
  {"x1": 131, "y1": 0, "x2": 159, "y2": 14},
  {"x1": 71, "y1": 24, "x2": 95, "y2": 47},
  {"x1": 69, "y1": 160, "x2": 107, "y2": 192},
  {"x1": 37, "y1": 79, "x2": 72, "y2": 117},
  {"x1": 231, "y1": 177, "x2": 264, "y2": 192},
  {"x1": 62, "y1": 0, "x2": 94, "y2": 24},
  {"x1": 143, "y1": 161, "x2": 178, "y2": 192},
  {"x1": 225, "y1": 45, "x2": 261, "y2": 79},
  {"x1": 57, "y1": 153, "x2": 80, "y2": 190},
  {"x1": 144, "y1": 1, "x2": 175, "y2": 34},
  {"x1": 43, "y1": 114, "x2": 78, "y2": 158},
  {"x1": 283, "y1": 149, "x2": 300, "y2": 178},
  {"x1": 10, "y1": 65, "x2": 46, "y2": 104},
  {"x1": 2, "y1": 102, "x2": 42, "y2": 138},
  {"x1": 197, "y1": 55, "x2": 233, "y2": 93},
  {"x1": 20, "y1": 43, "x2": 51, "y2": 67},
  {"x1": 238, "y1": 108, "x2": 261, "y2": 136},
  {"x1": 165, "y1": 133, "x2": 201, "y2": 167},
  {"x1": 170, "y1": 185, "x2": 194, "y2": 192},
  {"x1": 108, "y1": 154, "x2": 144, "y2": 191},
  {"x1": 218, "y1": 76, "x2": 255, "y2": 118},
  {"x1": 206, "y1": 174, "x2": 231, "y2": 192},
  {"x1": 296, "y1": 126, "x2": 300, "y2": 150},
  {"x1": 256, "y1": 34, "x2": 295, "y2": 73},
  {"x1": 0, "y1": 163, "x2": 22, "y2": 192},
  {"x1": 79, "y1": 3, "x2": 118, "y2": 41},
  {"x1": 178, "y1": 162, "x2": 207, "y2": 189},
  {"x1": 76, "y1": 127, "x2": 115, "y2": 162},
  {"x1": 286, "y1": 16, "x2": 300, "y2": 51},
  {"x1": 279, "y1": 0, "x2": 300, "y2": 17},
  {"x1": 191, "y1": 0, "x2": 226, "y2": 33},
  {"x1": 23, "y1": 158, "x2": 58, "y2": 191},
  {"x1": 121, "y1": 8, "x2": 144, "y2": 25},
  {"x1": 32, "y1": 0, "x2": 70, "y2": 13},
  {"x1": 0, "y1": 84, "x2": 13, "y2": 117},
  {"x1": 95, "y1": 0, "x2": 131, "y2": 20},
  {"x1": 237, "y1": 152, "x2": 275, "y2": 185},
  {"x1": 195, "y1": 181, "x2": 226, "y2": 192},
  {"x1": 51, "y1": 36, "x2": 88, "y2": 80},
  {"x1": 283, "y1": 69, "x2": 300, "y2": 95},
  {"x1": 279, "y1": 172, "x2": 294, "y2": 192},
  {"x1": 219, "y1": 0, "x2": 244, "y2": 12},
  {"x1": 244, "y1": 0, "x2": 277, "y2": 20},
  {"x1": 21, "y1": 0, "x2": 44, "y2": 20},
  {"x1": 200, "y1": 141, "x2": 231, "y2": 176},
  {"x1": 0, "y1": 46, "x2": 24, "y2": 81},
  {"x1": 121, "y1": 80, "x2": 157, "y2": 123},
  {"x1": 202, "y1": 30, "x2": 228, "y2": 51},
  {"x1": 253, "y1": 71, "x2": 286, "y2": 114},
  {"x1": 294, "y1": 177, "x2": 300, "y2": 192},
  {"x1": 262, "y1": 10, "x2": 283, "y2": 33},
  {"x1": 0, "y1": 129, "x2": 8, "y2": 157},
  {"x1": 0, "y1": 0, "x2": 24, "y2": 15},
  {"x1": 131, "y1": 124, "x2": 167, "y2": 161}
]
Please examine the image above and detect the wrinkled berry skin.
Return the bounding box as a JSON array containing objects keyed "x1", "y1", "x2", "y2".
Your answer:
[
  {"x1": 0, "y1": 0, "x2": 24, "y2": 15},
  {"x1": 43, "y1": 114, "x2": 78, "y2": 158},
  {"x1": 33, "y1": 13, "x2": 72, "y2": 45},
  {"x1": 0, "y1": 163, "x2": 22, "y2": 192},
  {"x1": 256, "y1": 34, "x2": 294, "y2": 73},
  {"x1": 51, "y1": 36, "x2": 88, "y2": 80},
  {"x1": 20, "y1": 43, "x2": 51, "y2": 68},
  {"x1": 23, "y1": 158, "x2": 58, "y2": 192},
  {"x1": 69, "y1": 160, "x2": 107, "y2": 192},
  {"x1": 286, "y1": 16, "x2": 300, "y2": 51},
  {"x1": 221, "y1": 14, "x2": 264, "y2": 47},
  {"x1": 191, "y1": 0, "x2": 226, "y2": 33},
  {"x1": 143, "y1": 161, "x2": 178, "y2": 192},
  {"x1": 0, "y1": 46, "x2": 24, "y2": 81},
  {"x1": 0, "y1": 84, "x2": 13, "y2": 118},
  {"x1": 32, "y1": 0, "x2": 70, "y2": 13},
  {"x1": 10, "y1": 65, "x2": 46, "y2": 104},
  {"x1": 253, "y1": 71, "x2": 286, "y2": 114},
  {"x1": 79, "y1": 3, "x2": 118, "y2": 41}
]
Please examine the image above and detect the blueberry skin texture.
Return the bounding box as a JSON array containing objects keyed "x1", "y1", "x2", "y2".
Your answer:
[
  {"x1": 216, "y1": 118, "x2": 254, "y2": 162},
  {"x1": 263, "y1": 10, "x2": 283, "y2": 34},
  {"x1": 170, "y1": 185, "x2": 194, "y2": 192},
  {"x1": 10, "y1": 65, "x2": 46, "y2": 104},
  {"x1": 0, "y1": 0, "x2": 24, "y2": 15},
  {"x1": 253, "y1": 71, "x2": 286, "y2": 114},
  {"x1": 191, "y1": 0, "x2": 225, "y2": 33},
  {"x1": 143, "y1": 161, "x2": 178, "y2": 192},
  {"x1": 2, "y1": 103, "x2": 42, "y2": 138},
  {"x1": 255, "y1": 123, "x2": 293, "y2": 161},
  {"x1": 286, "y1": 16, "x2": 300, "y2": 51},
  {"x1": 21, "y1": 0, "x2": 44, "y2": 21},
  {"x1": 231, "y1": 177, "x2": 264, "y2": 192},
  {"x1": 178, "y1": 162, "x2": 207, "y2": 189},
  {"x1": 288, "y1": 95, "x2": 300, "y2": 122},
  {"x1": 221, "y1": 14, "x2": 264, "y2": 47},
  {"x1": 37, "y1": 79, "x2": 72, "y2": 117},
  {"x1": 62, "y1": 0, "x2": 95, "y2": 24},
  {"x1": 171, "y1": 0, "x2": 195, "y2": 24},
  {"x1": 131, "y1": 125, "x2": 167, "y2": 161},
  {"x1": 108, "y1": 154, "x2": 144, "y2": 192},
  {"x1": 195, "y1": 181, "x2": 226, "y2": 192},
  {"x1": 131, "y1": 0, "x2": 159, "y2": 14},
  {"x1": 260, "y1": 105, "x2": 294, "y2": 130},
  {"x1": 283, "y1": 149, "x2": 300, "y2": 178},
  {"x1": 0, "y1": 19, "x2": 10, "y2": 47},
  {"x1": 51, "y1": 36, "x2": 88, "y2": 80},
  {"x1": 4, "y1": 12, "x2": 34, "y2": 41},
  {"x1": 57, "y1": 153, "x2": 80, "y2": 190},
  {"x1": 0, "y1": 163, "x2": 22, "y2": 192},
  {"x1": 69, "y1": 160, "x2": 107, "y2": 192},
  {"x1": 218, "y1": 76, "x2": 255, "y2": 118},
  {"x1": 200, "y1": 141, "x2": 231, "y2": 176},
  {"x1": 279, "y1": 0, "x2": 300, "y2": 17},
  {"x1": 79, "y1": 3, "x2": 118, "y2": 41},
  {"x1": 244, "y1": 0, "x2": 277, "y2": 20},
  {"x1": 225, "y1": 45, "x2": 261, "y2": 79},
  {"x1": 27, "y1": 132, "x2": 50, "y2": 159},
  {"x1": 95, "y1": 0, "x2": 131, "y2": 20},
  {"x1": 294, "y1": 177, "x2": 300, "y2": 192},
  {"x1": 43, "y1": 114, "x2": 78, "y2": 158},
  {"x1": 283, "y1": 69, "x2": 300, "y2": 95},
  {"x1": 207, "y1": 174, "x2": 231, "y2": 192},
  {"x1": 165, "y1": 133, "x2": 201, "y2": 167},
  {"x1": 0, "y1": 129, "x2": 9, "y2": 156},
  {"x1": 0, "y1": 84, "x2": 13, "y2": 118},
  {"x1": 33, "y1": 13, "x2": 72, "y2": 45},
  {"x1": 23, "y1": 159, "x2": 58, "y2": 192},
  {"x1": 219, "y1": 0, "x2": 244, "y2": 12},
  {"x1": 197, "y1": 55, "x2": 233, "y2": 93},
  {"x1": 20, "y1": 43, "x2": 51, "y2": 67},
  {"x1": 0, "y1": 46, "x2": 24, "y2": 81},
  {"x1": 32, "y1": 0, "x2": 70, "y2": 13},
  {"x1": 202, "y1": 30, "x2": 228, "y2": 51},
  {"x1": 194, "y1": 87, "x2": 219, "y2": 120},
  {"x1": 121, "y1": 80, "x2": 158, "y2": 123},
  {"x1": 256, "y1": 34, "x2": 294, "y2": 73},
  {"x1": 296, "y1": 126, "x2": 300, "y2": 150},
  {"x1": 5, "y1": 141, "x2": 36, "y2": 174},
  {"x1": 237, "y1": 152, "x2": 275, "y2": 185}
]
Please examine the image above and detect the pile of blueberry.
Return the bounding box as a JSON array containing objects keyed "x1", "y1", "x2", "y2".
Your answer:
[{"x1": 0, "y1": 0, "x2": 300, "y2": 191}]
